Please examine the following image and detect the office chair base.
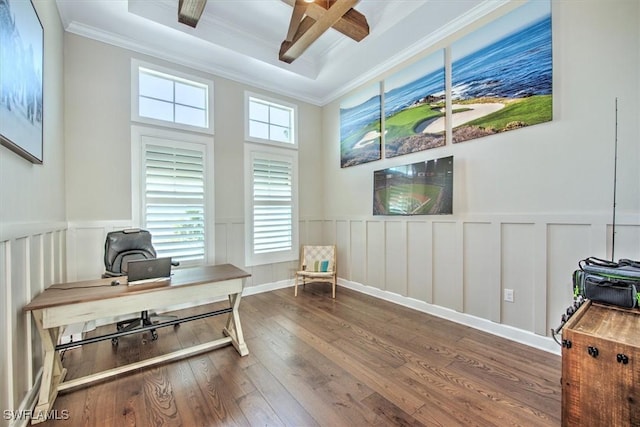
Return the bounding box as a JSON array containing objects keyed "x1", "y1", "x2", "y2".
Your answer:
[{"x1": 112, "y1": 310, "x2": 177, "y2": 345}]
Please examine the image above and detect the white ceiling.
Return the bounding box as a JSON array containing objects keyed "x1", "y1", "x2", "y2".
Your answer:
[{"x1": 55, "y1": 0, "x2": 506, "y2": 106}]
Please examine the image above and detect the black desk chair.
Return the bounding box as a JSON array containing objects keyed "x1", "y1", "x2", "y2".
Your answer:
[{"x1": 103, "y1": 229, "x2": 176, "y2": 344}]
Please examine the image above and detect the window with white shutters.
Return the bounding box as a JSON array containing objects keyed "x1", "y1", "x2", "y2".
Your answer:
[
  {"x1": 253, "y1": 155, "x2": 293, "y2": 254},
  {"x1": 143, "y1": 142, "x2": 206, "y2": 263},
  {"x1": 244, "y1": 92, "x2": 298, "y2": 266},
  {"x1": 245, "y1": 146, "x2": 298, "y2": 266}
]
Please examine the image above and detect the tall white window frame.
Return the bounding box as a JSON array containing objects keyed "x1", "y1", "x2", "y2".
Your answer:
[
  {"x1": 244, "y1": 92, "x2": 299, "y2": 266},
  {"x1": 131, "y1": 125, "x2": 215, "y2": 267},
  {"x1": 131, "y1": 59, "x2": 214, "y2": 135},
  {"x1": 244, "y1": 143, "x2": 299, "y2": 266},
  {"x1": 244, "y1": 92, "x2": 298, "y2": 148}
]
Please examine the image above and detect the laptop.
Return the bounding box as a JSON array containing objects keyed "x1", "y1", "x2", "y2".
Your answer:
[{"x1": 126, "y1": 257, "x2": 172, "y2": 285}]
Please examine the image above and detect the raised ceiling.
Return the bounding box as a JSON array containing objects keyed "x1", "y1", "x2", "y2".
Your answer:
[{"x1": 55, "y1": 0, "x2": 505, "y2": 105}]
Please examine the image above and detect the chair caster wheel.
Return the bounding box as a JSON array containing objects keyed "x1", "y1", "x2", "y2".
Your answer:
[
  {"x1": 111, "y1": 337, "x2": 119, "y2": 346},
  {"x1": 151, "y1": 330, "x2": 158, "y2": 341}
]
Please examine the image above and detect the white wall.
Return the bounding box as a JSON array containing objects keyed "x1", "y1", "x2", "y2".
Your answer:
[
  {"x1": 0, "y1": 0, "x2": 67, "y2": 421},
  {"x1": 321, "y1": 0, "x2": 640, "y2": 340},
  {"x1": 63, "y1": 34, "x2": 325, "y2": 285}
]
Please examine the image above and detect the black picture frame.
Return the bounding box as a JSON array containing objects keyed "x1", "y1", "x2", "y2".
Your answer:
[{"x1": 0, "y1": 0, "x2": 44, "y2": 164}]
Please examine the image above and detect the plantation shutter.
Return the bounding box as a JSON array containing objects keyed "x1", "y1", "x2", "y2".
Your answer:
[
  {"x1": 251, "y1": 154, "x2": 293, "y2": 255},
  {"x1": 143, "y1": 143, "x2": 205, "y2": 263}
]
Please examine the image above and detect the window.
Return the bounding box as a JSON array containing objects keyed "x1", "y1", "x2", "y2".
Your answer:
[
  {"x1": 244, "y1": 145, "x2": 298, "y2": 266},
  {"x1": 132, "y1": 59, "x2": 214, "y2": 134},
  {"x1": 244, "y1": 92, "x2": 299, "y2": 266},
  {"x1": 245, "y1": 92, "x2": 297, "y2": 146},
  {"x1": 132, "y1": 126, "x2": 214, "y2": 266}
]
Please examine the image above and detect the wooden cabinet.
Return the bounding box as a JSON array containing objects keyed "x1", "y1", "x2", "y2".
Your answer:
[{"x1": 561, "y1": 301, "x2": 640, "y2": 426}]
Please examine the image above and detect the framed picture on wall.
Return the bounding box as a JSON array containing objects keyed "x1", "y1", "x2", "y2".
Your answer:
[{"x1": 0, "y1": 0, "x2": 44, "y2": 164}]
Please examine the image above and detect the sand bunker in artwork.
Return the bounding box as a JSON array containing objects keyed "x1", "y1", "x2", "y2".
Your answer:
[
  {"x1": 354, "y1": 130, "x2": 384, "y2": 148},
  {"x1": 421, "y1": 103, "x2": 505, "y2": 133}
]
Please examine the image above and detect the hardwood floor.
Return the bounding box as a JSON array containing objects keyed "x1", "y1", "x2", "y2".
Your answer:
[{"x1": 38, "y1": 284, "x2": 561, "y2": 426}]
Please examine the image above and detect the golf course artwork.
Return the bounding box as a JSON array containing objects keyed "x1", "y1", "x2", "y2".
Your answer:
[
  {"x1": 339, "y1": 82, "x2": 382, "y2": 167},
  {"x1": 384, "y1": 50, "x2": 445, "y2": 158},
  {"x1": 373, "y1": 156, "x2": 453, "y2": 216},
  {"x1": 451, "y1": 0, "x2": 552, "y2": 143}
]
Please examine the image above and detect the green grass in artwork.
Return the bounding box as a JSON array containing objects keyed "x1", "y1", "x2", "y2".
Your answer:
[
  {"x1": 385, "y1": 104, "x2": 444, "y2": 140},
  {"x1": 464, "y1": 95, "x2": 552, "y2": 130},
  {"x1": 376, "y1": 183, "x2": 442, "y2": 215}
]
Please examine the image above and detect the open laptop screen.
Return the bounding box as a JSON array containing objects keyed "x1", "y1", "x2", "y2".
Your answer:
[{"x1": 126, "y1": 257, "x2": 172, "y2": 285}]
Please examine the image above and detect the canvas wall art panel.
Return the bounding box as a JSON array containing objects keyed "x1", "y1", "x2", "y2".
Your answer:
[
  {"x1": 451, "y1": 0, "x2": 552, "y2": 144},
  {"x1": 373, "y1": 155, "x2": 453, "y2": 216},
  {"x1": 340, "y1": 82, "x2": 382, "y2": 168},
  {"x1": 384, "y1": 50, "x2": 445, "y2": 158},
  {"x1": 0, "y1": 0, "x2": 44, "y2": 163}
]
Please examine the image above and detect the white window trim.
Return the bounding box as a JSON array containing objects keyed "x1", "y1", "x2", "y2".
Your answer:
[
  {"x1": 244, "y1": 91, "x2": 298, "y2": 149},
  {"x1": 244, "y1": 142, "x2": 299, "y2": 266},
  {"x1": 131, "y1": 59, "x2": 214, "y2": 135},
  {"x1": 131, "y1": 124, "x2": 215, "y2": 266}
]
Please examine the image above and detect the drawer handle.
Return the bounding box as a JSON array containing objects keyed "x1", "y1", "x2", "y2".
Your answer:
[
  {"x1": 617, "y1": 353, "x2": 629, "y2": 364},
  {"x1": 587, "y1": 346, "x2": 599, "y2": 358}
]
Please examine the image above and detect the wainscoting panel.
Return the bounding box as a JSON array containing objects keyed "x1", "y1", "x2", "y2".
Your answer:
[
  {"x1": 501, "y1": 223, "x2": 535, "y2": 331},
  {"x1": 432, "y1": 221, "x2": 461, "y2": 312},
  {"x1": 546, "y1": 224, "x2": 592, "y2": 335},
  {"x1": 407, "y1": 221, "x2": 432, "y2": 303},
  {"x1": 1, "y1": 223, "x2": 67, "y2": 413},
  {"x1": 1, "y1": 241, "x2": 11, "y2": 416},
  {"x1": 335, "y1": 220, "x2": 350, "y2": 280},
  {"x1": 11, "y1": 237, "x2": 30, "y2": 407},
  {"x1": 349, "y1": 220, "x2": 366, "y2": 285},
  {"x1": 463, "y1": 222, "x2": 499, "y2": 322},
  {"x1": 214, "y1": 222, "x2": 228, "y2": 264},
  {"x1": 366, "y1": 221, "x2": 386, "y2": 290},
  {"x1": 385, "y1": 221, "x2": 407, "y2": 296}
]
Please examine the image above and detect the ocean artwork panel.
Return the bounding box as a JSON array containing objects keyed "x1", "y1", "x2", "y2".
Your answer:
[
  {"x1": 384, "y1": 50, "x2": 445, "y2": 158},
  {"x1": 340, "y1": 82, "x2": 382, "y2": 168},
  {"x1": 451, "y1": 0, "x2": 552, "y2": 143}
]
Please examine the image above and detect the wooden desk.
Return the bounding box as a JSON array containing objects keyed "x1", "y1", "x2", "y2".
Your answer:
[{"x1": 24, "y1": 264, "x2": 250, "y2": 424}]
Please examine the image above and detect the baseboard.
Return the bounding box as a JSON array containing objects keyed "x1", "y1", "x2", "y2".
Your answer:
[
  {"x1": 8, "y1": 370, "x2": 42, "y2": 427},
  {"x1": 337, "y1": 278, "x2": 561, "y2": 355}
]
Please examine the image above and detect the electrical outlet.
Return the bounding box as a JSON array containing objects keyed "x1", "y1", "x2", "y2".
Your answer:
[{"x1": 504, "y1": 288, "x2": 514, "y2": 303}]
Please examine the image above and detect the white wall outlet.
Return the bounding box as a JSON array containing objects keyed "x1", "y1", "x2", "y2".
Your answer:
[{"x1": 504, "y1": 288, "x2": 514, "y2": 303}]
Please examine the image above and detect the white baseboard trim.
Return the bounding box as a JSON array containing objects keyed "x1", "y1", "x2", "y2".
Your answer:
[
  {"x1": 9, "y1": 369, "x2": 42, "y2": 427},
  {"x1": 242, "y1": 278, "x2": 294, "y2": 296},
  {"x1": 337, "y1": 278, "x2": 561, "y2": 356}
]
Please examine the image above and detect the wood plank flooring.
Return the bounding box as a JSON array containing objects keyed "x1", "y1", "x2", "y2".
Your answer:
[{"x1": 37, "y1": 284, "x2": 561, "y2": 426}]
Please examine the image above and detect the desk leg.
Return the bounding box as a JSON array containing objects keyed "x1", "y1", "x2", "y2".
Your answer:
[
  {"x1": 31, "y1": 310, "x2": 67, "y2": 424},
  {"x1": 222, "y1": 293, "x2": 249, "y2": 356}
]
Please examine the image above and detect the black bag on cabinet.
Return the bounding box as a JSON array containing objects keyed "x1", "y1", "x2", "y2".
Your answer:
[{"x1": 573, "y1": 257, "x2": 640, "y2": 309}]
